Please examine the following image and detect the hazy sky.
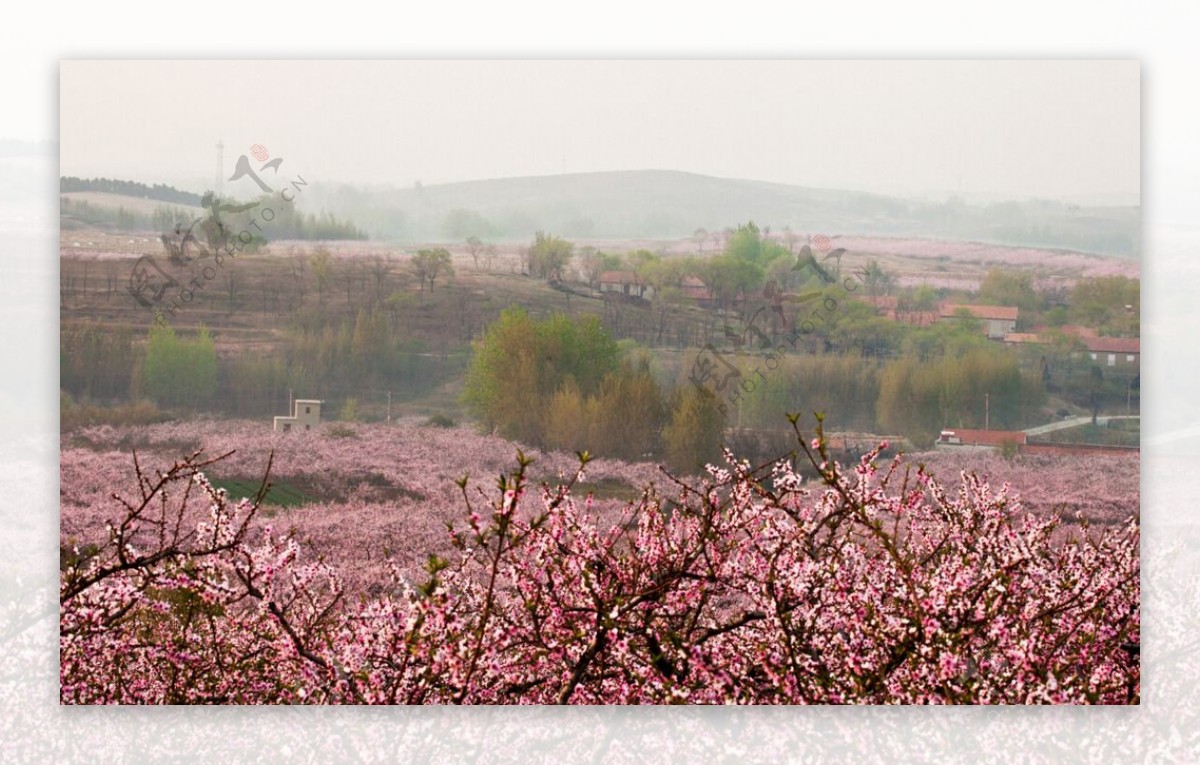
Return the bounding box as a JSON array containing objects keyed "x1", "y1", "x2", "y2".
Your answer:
[{"x1": 59, "y1": 60, "x2": 1139, "y2": 200}]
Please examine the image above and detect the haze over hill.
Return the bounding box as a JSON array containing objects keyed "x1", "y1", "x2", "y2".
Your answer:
[{"x1": 299, "y1": 169, "x2": 1139, "y2": 258}]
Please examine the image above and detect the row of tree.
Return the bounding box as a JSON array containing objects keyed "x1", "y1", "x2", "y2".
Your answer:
[{"x1": 463, "y1": 308, "x2": 726, "y2": 472}]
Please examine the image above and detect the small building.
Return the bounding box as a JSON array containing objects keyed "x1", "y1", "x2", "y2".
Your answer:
[
  {"x1": 680, "y1": 275, "x2": 714, "y2": 306},
  {"x1": 936, "y1": 428, "x2": 1027, "y2": 450},
  {"x1": 939, "y1": 304, "x2": 1019, "y2": 339},
  {"x1": 274, "y1": 399, "x2": 322, "y2": 432},
  {"x1": 1079, "y1": 336, "x2": 1140, "y2": 369},
  {"x1": 599, "y1": 270, "x2": 654, "y2": 300}
]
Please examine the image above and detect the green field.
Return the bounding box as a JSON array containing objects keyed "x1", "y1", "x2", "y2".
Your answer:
[{"x1": 209, "y1": 478, "x2": 316, "y2": 508}]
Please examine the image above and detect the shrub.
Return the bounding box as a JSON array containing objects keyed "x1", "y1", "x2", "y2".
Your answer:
[{"x1": 326, "y1": 423, "x2": 358, "y2": 439}]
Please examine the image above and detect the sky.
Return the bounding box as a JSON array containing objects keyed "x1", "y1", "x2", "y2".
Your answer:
[{"x1": 58, "y1": 60, "x2": 1139, "y2": 201}]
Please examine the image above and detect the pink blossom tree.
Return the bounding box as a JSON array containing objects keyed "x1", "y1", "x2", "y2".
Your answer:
[{"x1": 60, "y1": 420, "x2": 1138, "y2": 704}]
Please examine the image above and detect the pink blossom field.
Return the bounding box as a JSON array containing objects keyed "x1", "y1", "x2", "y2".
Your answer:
[
  {"x1": 60, "y1": 418, "x2": 660, "y2": 595},
  {"x1": 833, "y1": 235, "x2": 1140, "y2": 279},
  {"x1": 60, "y1": 418, "x2": 1139, "y2": 599}
]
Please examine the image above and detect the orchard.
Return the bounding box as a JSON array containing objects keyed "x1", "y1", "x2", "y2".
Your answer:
[{"x1": 60, "y1": 419, "x2": 1139, "y2": 704}]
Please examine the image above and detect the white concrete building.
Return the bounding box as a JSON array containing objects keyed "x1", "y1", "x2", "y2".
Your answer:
[{"x1": 274, "y1": 399, "x2": 322, "y2": 432}]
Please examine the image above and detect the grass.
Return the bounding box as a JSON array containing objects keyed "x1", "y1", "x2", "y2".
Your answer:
[
  {"x1": 1034, "y1": 421, "x2": 1140, "y2": 447},
  {"x1": 209, "y1": 478, "x2": 317, "y2": 508},
  {"x1": 566, "y1": 478, "x2": 643, "y2": 501}
]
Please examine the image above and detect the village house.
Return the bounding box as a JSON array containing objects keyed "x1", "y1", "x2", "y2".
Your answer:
[
  {"x1": 598, "y1": 270, "x2": 654, "y2": 300},
  {"x1": 1079, "y1": 335, "x2": 1140, "y2": 369},
  {"x1": 939, "y1": 304, "x2": 1019, "y2": 339},
  {"x1": 274, "y1": 399, "x2": 322, "y2": 432},
  {"x1": 1003, "y1": 326, "x2": 1140, "y2": 370},
  {"x1": 679, "y1": 275, "x2": 715, "y2": 307}
]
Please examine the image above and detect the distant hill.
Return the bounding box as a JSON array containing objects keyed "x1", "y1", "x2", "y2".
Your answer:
[
  {"x1": 303, "y1": 170, "x2": 1139, "y2": 258},
  {"x1": 60, "y1": 177, "x2": 203, "y2": 207}
]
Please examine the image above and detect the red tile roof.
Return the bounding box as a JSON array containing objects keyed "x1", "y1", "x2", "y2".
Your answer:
[
  {"x1": 939, "y1": 429, "x2": 1027, "y2": 446},
  {"x1": 1083, "y1": 336, "x2": 1140, "y2": 354},
  {"x1": 599, "y1": 270, "x2": 638, "y2": 284}
]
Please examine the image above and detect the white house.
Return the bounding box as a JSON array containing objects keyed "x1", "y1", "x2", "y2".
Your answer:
[
  {"x1": 274, "y1": 399, "x2": 322, "y2": 432},
  {"x1": 599, "y1": 270, "x2": 654, "y2": 300}
]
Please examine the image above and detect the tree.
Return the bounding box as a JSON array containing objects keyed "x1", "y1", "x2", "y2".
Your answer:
[
  {"x1": 1070, "y1": 276, "x2": 1139, "y2": 335},
  {"x1": 465, "y1": 236, "x2": 485, "y2": 271},
  {"x1": 463, "y1": 308, "x2": 619, "y2": 443},
  {"x1": 142, "y1": 324, "x2": 217, "y2": 409},
  {"x1": 980, "y1": 268, "x2": 1040, "y2": 324},
  {"x1": 702, "y1": 255, "x2": 763, "y2": 314},
  {"x1": 663, "y1": 386, "x2": 726, "y2": 474},
  {"x1": 526, "y1": 231, "x2": 573, "y2": 281},
  {"x1": 860, "y1": 259, "x2": 894, "y2": 297},
  {"x1": 61, "y1": 426, "x2": 1138, "y2": 704},
  {"x1": 411, "y1": 248, "x2": 454, "y2": 293},
  {"x1": 579, "y1": 248, "x2": 622, "y2": 290},
  {"x1": 310, "y1": 247, "x2": 333, "y2": 305}
]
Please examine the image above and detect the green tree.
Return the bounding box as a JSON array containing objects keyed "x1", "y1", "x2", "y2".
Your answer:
[
  {"x1": 979, "y1": 268, "x2": 1041, "y2": 325},
  {"x1": 143, "y1": 324, "x2": 217, "y2": 409},
  {"x1": 463, "y1": 309, "x2": 619, "y2": 444},
  {"x1": 663, "y1": 387, "x2": 726, "y2": 474},
  {"x1": 587, "y1": 359, "x2": 666, "y2": 459},
  {"x1": 1070, "y1": 276, "x2": 1139, "y2": 335},
  {"x1": 526, "y1": 231, "x2": 573, "y2": 281},
  {"x1": 411, "y1": 248, "x2": 454, "y2": 292},
  {"x1": 579, "y1": 248, "x2": 623, "y2": 289},
  {"x1": 465, "y1": 236, "x2": 485, "y2": 270},
  {"x1": 310, "y1": 247, "x2": 333, "y2": 305},
  {"x1": 860, "y1": 259, "x2": 894, "y2": 297}
]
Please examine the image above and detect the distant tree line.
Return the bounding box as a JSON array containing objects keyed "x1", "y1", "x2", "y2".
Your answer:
[{"x1": 60, "y1": 177, "x2": 203, "y2": 206}]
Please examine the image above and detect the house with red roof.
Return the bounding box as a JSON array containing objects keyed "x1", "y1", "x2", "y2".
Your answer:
[
  {"x1": 1080, "y1": 335, "x2": 1140, "y2": 369},
  {"x1": 936, "y1": 428, "x2": 1027, "y2": 450},
  {"x1": 938, "y1": 304, "x2": 1019, "y2": 339},
  {"x1": 599, "y1": 270, "x2": 653, "y2": 300}
]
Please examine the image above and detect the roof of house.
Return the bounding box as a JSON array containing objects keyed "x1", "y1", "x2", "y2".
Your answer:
[
  {"x1": 939, "y1": 304, "x2": 1020, "y2": 322},
  {"x1": 1082, "y1": 336, "x2": 1140, "y2": 354},
  {"x1": 940, "y1": 428, "x2": 1028, "y2": 446},
  {"x1": 680, "y1": 275, "x2": 713, "y2": 299},
  {"x1": 599, "y1": 270, "x2": 639, "y2": 284}
]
